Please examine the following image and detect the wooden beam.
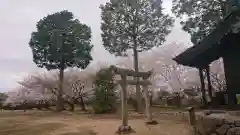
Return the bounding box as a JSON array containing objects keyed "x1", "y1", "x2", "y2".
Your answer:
[
  {"x1": 117, "y1": 80, "x2": 151, "y2": 85},
  {"x1": 110, "y1": 65, "x2": 152, "y2": 78}
]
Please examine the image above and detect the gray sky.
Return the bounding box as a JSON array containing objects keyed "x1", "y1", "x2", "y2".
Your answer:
[{"x1": 0, "y1": 0, "x2": 191, "y2": 92}]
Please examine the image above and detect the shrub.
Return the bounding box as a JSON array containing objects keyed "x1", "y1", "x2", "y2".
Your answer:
[
  {"x1": 0, "y1": 93, "x2": 7, "y2": 108},
  {"x1": 92, "y1": 68, "x2": 117, "y2": 114}
]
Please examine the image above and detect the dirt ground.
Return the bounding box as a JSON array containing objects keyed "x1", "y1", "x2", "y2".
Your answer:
[{"x1": 0, "y1": 110, "x2": 193, "y2": 135}]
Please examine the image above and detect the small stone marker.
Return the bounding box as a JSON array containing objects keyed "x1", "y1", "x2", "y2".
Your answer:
[
  {"x1": 187, "y1": 107, "x2": 196, "y2": 126},
  {"x1": 187, "y1": 107, "x2": 197, "y2": 135}
]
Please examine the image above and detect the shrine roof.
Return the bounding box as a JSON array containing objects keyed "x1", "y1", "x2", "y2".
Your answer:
[{"x1": 173, "y1": 10, "x2": 240, "y2": 68}]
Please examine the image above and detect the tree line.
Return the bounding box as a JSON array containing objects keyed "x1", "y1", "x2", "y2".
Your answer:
[{"x1": 2, "y1": 0, "x2": 228, "y2": 112}]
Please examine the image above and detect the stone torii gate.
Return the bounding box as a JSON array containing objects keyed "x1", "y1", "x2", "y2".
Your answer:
[{"x1": 110, "y1": 66, "x2": 158, "y2": 134}]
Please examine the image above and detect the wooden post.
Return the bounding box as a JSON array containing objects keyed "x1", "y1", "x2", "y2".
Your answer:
[
  {"x1": 143, "y1": 77, "x2": 158, "y2": 125},
  {"x1": 187, "y1": 107, "x2": 197, "y2": 135},
  {"x1": 143, "y1": 83, "x2": 151, "y2": 122},
  {"x1": 121, "y1": 74, "x2": 128, "y2": 126},
  {"x1": 117, "y1": 74, "x2": 133, "y2": 134},
  {"x1": 187, "y1": 107, "x2": 196, "y2": 125},
  {"x1": 206, "y1": 66, "x2": 213, "y2": 100},
  {"x1": 199, "y1": 68, "x2": 207, "y2": 106}
]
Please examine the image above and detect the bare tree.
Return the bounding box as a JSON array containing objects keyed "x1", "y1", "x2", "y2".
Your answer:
[
  {"x1": 15, "y1": 69, "x2": 95, "y2": 111},
  {"x1": 62, "y1": 69, "x2": 94, "y2": 111}
]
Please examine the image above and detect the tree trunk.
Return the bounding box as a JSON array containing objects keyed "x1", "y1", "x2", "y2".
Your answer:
[
  {"x1": 80, "y1": 97, "x2": 86, "y2": 111},
  {"x1": 206, "y1": 66, "x2": 213, "y2": 101},
  {"x1": 199, "y1": 68, "x2": 207, "y2": 106},
  {"x1": 55, "y1": 30, "x2": 65, "y2": 112},
  {"x1": 56, "y1": 66, "x2": 64, "y2": 112},
  {"x1": 133, "y1": 40, "x2": 143, "y2": 113}
]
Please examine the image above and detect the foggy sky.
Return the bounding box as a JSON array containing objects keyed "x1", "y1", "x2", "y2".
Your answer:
[{"x1": 0, "y1": 0, "x2": 191, "y2": 91}]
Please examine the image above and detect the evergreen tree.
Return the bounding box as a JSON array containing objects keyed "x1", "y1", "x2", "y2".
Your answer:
[
  {"x1": 93, "y1": 68, "x2": 117, "y2": 114},
  {"x1": 100, "y1": 0, "x2": 174, "y2": 112},
  {"x1": 29, "y1": 10, "x2": 93, "y2": 111},
  {"x1": 172, "y1": 0, "x2": 233, "y2": 44}
]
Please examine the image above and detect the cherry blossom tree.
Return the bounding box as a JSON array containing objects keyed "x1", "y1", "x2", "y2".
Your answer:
[
  {"x1": 5, "y1": 69, "x2": 95, "y2": 111},
  {"x1": 6, "y1": 42, "x2": 227, "y2": 109},
  {"x1": 114, "y1": 43, "x2": 200, "y2": 93},
  {"x1": 61, "y1": 68, "x2": 95, "y2": 111},
  {"x1": 3, "y1": 85, "x2": 53, "y2": 111},
  {"x1": 209, "y1": 59, "x2": 226, "y2": 92},
  {"x1": 17, "y1": 72, "x2": 57, "y2": 105}
]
